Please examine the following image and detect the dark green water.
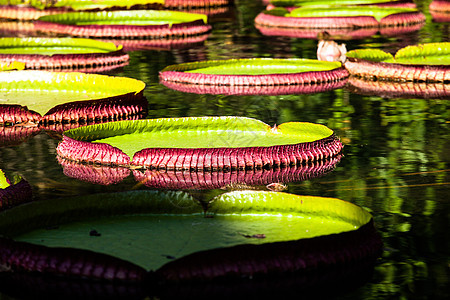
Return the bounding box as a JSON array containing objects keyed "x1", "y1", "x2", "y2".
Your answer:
[{"x1": 0, "y1": 0, "x2": 449, "y2": 299}]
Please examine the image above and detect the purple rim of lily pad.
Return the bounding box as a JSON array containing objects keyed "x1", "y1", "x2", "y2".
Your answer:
[
  {"x1": 0, "y1": 178, "x2": 33, "y2": 211},
  {"x1": 159, "y1": 67, "x2": 349, "y2": 86},
  {"x1": 254, "y1": 11, "x2": 425, "y2": 29},
  {"x1": 0, "y1": 92, "x2": 148, "y2": 125},
  {"x1": 344, "y1": 58, "x2": 450, "y2": 82},
  {"x1": 160, "y1": 77, "x2": 348, "y2": 95},
  {"x1": 0, "y1": 237, "x2": 147, "y2": 282},
  {"x1": 56, "y1": 154, "x2": 341, "y2": 188},
  {"x1": 345, "y1": 77, "x2": 450, "y2": 100},
  {"x1": 133, "y1": 134, "x2": 343, "y2": 170},
  {"x1": 33, "y1": 19, "x2": 212, "y2": 39},
  {"x1": 155, "y1": 218, "x2": 382, "y2": 282},
  {"x1": 57, "y1": 133, "x2": 343, "y2": 170},
  {"x1": 0, "y1": 50, "x2": 129, "y2": 71}
]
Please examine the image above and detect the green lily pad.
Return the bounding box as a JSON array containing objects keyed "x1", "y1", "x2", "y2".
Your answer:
[
  {"x1": 288, "y1": 6, "x2": 419, "y2": 22},
  {"x1": 162, "y1": 58, "x2": 342, "y2": 75},
  {"x1": 0, "y1": 71, "x2": 145, "y2": 117},
  {"x1": 38, "y1": 10, "x2": 208, "y2": 26},
  {"x1": 0, "y1": 37, "x2": 122, "y2": 55},
  {"x1": 346, "y1": 42, "x2": 450, "y2": 65},
  {"x1": 2, "y1": 190, "x2": 375, "y2": 271}
]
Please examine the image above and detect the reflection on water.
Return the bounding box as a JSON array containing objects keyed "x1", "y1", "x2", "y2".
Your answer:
[{"x1": 0, "y1": 0, "x2": 449, "y2": 299}]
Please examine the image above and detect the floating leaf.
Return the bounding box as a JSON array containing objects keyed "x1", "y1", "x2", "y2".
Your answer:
[{"x1": 57, "y1": 116, "x2": 343, "y2": 170}]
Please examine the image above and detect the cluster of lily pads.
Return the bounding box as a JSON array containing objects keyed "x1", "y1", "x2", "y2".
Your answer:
[{"x1": 0, "y1": 0, "x2": 448, "y2": 298}]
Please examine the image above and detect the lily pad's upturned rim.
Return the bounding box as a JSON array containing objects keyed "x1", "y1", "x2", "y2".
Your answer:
[
  {"x1": 345, "y1": 42, "x2": 450, "y2": 82},
  {"x1": 159, "y1": 58, "x2": 349, "y2": 86},
  {"x1": 56, "y1": 116, "x2": 343, "y2": 170},
  {"x1": 0, "y1": 190, "x2": 381, "y2": 287}
]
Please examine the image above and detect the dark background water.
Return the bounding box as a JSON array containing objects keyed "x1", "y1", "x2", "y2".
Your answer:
[{"x1": 0, "y1": 0, "x2": 449, "y2": 299}]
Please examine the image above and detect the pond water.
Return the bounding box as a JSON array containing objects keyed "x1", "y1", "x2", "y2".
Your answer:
[{"x1": 0, "y1": 0, "x2": 449, "y2": 299}]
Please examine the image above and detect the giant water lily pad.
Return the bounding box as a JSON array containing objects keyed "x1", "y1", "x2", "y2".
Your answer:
[
  {"x1": 0, "y1": 70, "x2": 147, "y2": 125},
  {"x1": 0, "y1": 37, "x2": 129, "y2": 71},
  {"x1": 345, "y1": 42, "x2": 450, "y2": 82},
  {"x1": 160, "y1": 58, "x2": 349, "y2": 90},
  {"x1": 0, "y1": 190, "x2": 382, "y2": 297},
  {"x1": 56, "y1": 116, "x2": 343, "y2": 170},
  {"x1": 255, "y1": 5, "x2": 425, "y2": 31},
  {"x1": 34, "y1": 10, "x2": 211, "y2": 38}
]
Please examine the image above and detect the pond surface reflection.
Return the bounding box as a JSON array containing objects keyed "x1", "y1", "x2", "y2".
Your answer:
[{"x1": 0, "y1": 0, "x2": 449, "y2": 299}]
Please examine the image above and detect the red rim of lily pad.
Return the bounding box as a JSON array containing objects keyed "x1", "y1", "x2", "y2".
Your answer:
[
  {"x1": 0, "y1": 37, "x2": 129, "y2": 71},
  {"x1": 344, "y1": 43, "x2": 450, "y2": 82},
  {"x1": 0, "y1": 190, "x2": 382, "y2": 297},
  {"x1": 56, "y1": 117, "x2": 343, "y2": 170},
  {"x1": 0, "y1": 71, "x2": 148, "y2": 125},
  {"x1": 56, "y1": 154, "x2": 342, "y2": 188},
  {"x1": 33, "y1": 10, "x2": 211, "y2": 39},
  {"x1": 346, "y1": 77, "x2": 450, "y2": 100},
  {"x1": 255, "y1": 6, "x2": 425, "y2": 30},
  {"x1": 159, "y1": 58, "x2": 349, "y2": 87},
  {"x1": 0, "y1": 170, "x2": 33, "y2": 211}
]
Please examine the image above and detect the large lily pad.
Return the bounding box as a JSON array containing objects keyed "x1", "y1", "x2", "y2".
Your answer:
[
  {"x1": 345, "y1": 42, "x2": 450, "y2": 82},
  {"x1": 0, "y1": 70, "x2": 147, "y2": 125},
  {"x1": 0, "y1": 189, "x2": 382, "y2": 296},
  {"x1": 34, "y1": 10, "x2": 211, "y2": 38},
  {"x1": 160, "y1": 58, "x2": 349, "y2": 88},
  {"x1": 0, "y1": 37, "x2": 129, "y2": 71},
  {"x1": 56, "y1": 116, "x2": 343, "y2": 170},
  {"x1": 255, "y1": 5, "x2": 425, "y2": 30}
]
